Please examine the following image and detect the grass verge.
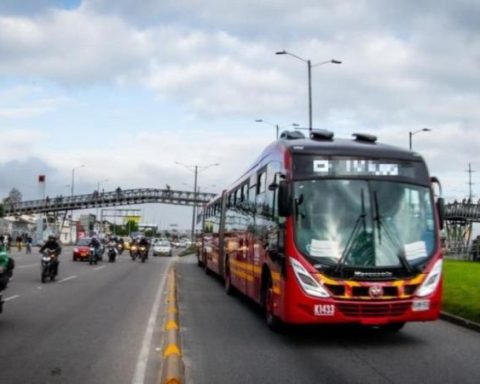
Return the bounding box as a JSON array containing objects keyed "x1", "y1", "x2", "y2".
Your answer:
[{"x1": 443, "y1": 259, "x2": 480, "y2": 324}]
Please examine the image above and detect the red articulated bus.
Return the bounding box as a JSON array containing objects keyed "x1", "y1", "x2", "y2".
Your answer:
[{"x1": 198, "y1": 129, "x2": 444, "y2": 331}]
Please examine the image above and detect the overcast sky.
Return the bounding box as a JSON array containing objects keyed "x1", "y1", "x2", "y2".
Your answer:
[{"x1": 1, "y1": 0, "x2": 479, "y2": 229}]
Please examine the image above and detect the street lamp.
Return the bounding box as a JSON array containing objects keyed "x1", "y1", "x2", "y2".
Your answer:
[
  {"x1": 96, "y1": 178, "x2": 109, "y2": 231},
  {"x1": 276, "y1": 50, "x2": 341, "y2": 131},
  {"x1": 175, "y1": 161, "x2": 220, "y2": 241},
  {"x1": 409, "y1": 128, "x2": 431, "y2": 150},
  {"x1": 97, "y1": 178, "x2": 109, "y2": 193},
  {"x1": 255, "y1": 119, "x2": 299, "y2": 139},
  {"x1": 71, "y1": 164, "x2": 85, "y2": 197}
]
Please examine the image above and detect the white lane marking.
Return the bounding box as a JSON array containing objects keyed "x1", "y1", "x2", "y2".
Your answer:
[
  {"x1": 16, "y1": 263, "x2": 38, "y2": 269},
  {"x1": 132, "y1": 257, "x2": 173, "y2": 384},
  {"x1": 37, "y1": 286, "x2": 43, "y2": 290},
  {"x1": 93, "y1": 266, "x2": 106, "y2": 271},
  {"x1": 4, "y1": 295, "x2": 20, "y2": 302},
  {"x1": 58, "y1": 275, "x2": 77, "y2": 283}
]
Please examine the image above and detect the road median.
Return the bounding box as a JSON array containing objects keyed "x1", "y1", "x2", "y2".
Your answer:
[{"x1": 158, "y1": 265, "x2": 185, "y2": 384}]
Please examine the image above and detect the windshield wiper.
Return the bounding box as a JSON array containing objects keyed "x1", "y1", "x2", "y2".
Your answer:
[
  {"x1": 335, "y1": 189, "x2": 367, "y2": 275},
  {"x1": 373, "y1": 191, "x2": 413, "y2": 274}
]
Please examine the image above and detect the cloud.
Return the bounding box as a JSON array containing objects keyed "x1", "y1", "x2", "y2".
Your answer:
[
  {"x1": 0, "y1": 84, "x2": 71, "y2": 118},
  {"x1": 0, "y1": 157, "x2": 56, "y2": 200},
  {"x1": 0, "y1": 128, "x2": 44, "y2": 162}
]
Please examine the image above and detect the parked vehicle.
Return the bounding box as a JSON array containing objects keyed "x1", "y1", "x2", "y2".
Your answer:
[
  {"x1": 153, "y1": 241, "x2": 172, "y2": 257},
  {"x1": 41, "y1": 249, "x2": 58, "y2": 283}
]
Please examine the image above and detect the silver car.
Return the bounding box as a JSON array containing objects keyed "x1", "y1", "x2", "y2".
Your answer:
[{"x1": 152, "y1": 240, "x2": 172, "y2": 257}]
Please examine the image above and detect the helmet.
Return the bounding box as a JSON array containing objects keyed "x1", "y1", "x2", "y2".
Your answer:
[{"x1": 48, "y1": 235, "x2": 56, "y2": 241}]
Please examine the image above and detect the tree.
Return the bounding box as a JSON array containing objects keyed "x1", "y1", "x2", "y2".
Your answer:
[
  {"x1": 3, "y1": 188, "x2": 22, "y2": 207},
  {"x1": 8, "y1": 188, "x2": 22, "y2": 203},
  {"x1": 124, "y1": 219, "x2": 139, "y2": 235}
]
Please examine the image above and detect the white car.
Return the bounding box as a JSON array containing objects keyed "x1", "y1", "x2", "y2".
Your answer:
[
  {"x1": 178, "y1": 238, "x2": 192, "y2": 248},
  {"x1": 152, "y1": 240, "x2": 172, "y2": 257}
]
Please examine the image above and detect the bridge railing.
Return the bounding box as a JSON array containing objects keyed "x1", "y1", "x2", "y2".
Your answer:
[
  {"x1": 444, "y1": 202, "x2": 480, "y2": 221},
  {"x1": 4, "y1": 188, "x2": 217, "y2": 216}
]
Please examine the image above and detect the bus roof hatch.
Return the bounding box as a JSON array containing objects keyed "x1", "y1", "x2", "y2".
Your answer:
[{"x1": 352, "y1": 133, "x2": 377, "y2": 143}]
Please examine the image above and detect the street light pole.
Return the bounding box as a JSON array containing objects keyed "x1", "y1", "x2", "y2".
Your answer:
[
  {"x1": 308, "y1": 59, "x2": 312, "y2": 130},
  {"x1": 409, "y1": 128, "x2": 432, "y2": 150},
  {"x1": 192, "y1": 165, "x2": 198, "y2": 243},
  {"x1": 71, "y1": 164, "x2": 85, "y2": 197},
  {"x1": 175, "y1": 161, "x2": 220, "y2": 241},
  {"x1": 255, "y1": 119, "x2": 299, "y2": 139},
  {"x1": 70, "y1": 164, "x2": 84, "y2": 243},
  {"x1": 276, "y1": 50, "x2": 341, "y2": 131}
]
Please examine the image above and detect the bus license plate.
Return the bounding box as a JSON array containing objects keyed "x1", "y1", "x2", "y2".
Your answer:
[{"x1": 314, "y1": 304, "x2": 335, "y2": 316}]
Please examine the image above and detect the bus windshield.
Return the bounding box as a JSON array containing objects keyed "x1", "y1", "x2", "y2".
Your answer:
[{"x1": 293, "y1": 179, "x2": 436, "y2": 269}]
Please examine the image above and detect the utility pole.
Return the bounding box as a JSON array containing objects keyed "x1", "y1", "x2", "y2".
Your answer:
[
  {"x1": 191, "y1": 166, "x2": 198, "y2": 242},
  {"x1": 466, "y1": 163, "x2": 475, "y2": 201}
]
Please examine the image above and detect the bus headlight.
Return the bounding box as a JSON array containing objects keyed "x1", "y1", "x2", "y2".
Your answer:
[
  {"x1": 290, "y1": 258, "x2": 330, "y2": 298},
  {"x1": 416, "y1": 259, "x2": 443, "y2": 297}
]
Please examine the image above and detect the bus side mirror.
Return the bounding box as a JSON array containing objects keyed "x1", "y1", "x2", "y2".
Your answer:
[
  {"x1": 437, "y1": 197, "x2": 445, "y2": 230},
  {"x1": 278, "y1": 180, "x2": 291, "y2": 217},
  {"x1": 430, "y1": 176, "x2": 445, "y2": 230}
]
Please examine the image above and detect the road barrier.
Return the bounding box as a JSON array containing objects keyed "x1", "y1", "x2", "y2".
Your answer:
[{"x1": 159, "y1": 266, "x2": 185, "y2": 384}]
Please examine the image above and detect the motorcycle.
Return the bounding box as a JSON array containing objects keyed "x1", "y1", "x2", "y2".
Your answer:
[
  {"x1": 107, "y1": 245, "x2": 117, "y2": 263},
  {"x1": 89, "y1": 247, "x2": 100, "y2": 265},
  {"x1": 138, "y1": 245, "x2": 148, "y2": 263},
  {"x1": 41, "y1": 250, "x2": 58, "y2": 283},
  {"x1": 130, "y1": 244, "x2": 138, "y2": 261},
  {"x1": 116, "y1": 243, "x2": 124, "y2": 255}
]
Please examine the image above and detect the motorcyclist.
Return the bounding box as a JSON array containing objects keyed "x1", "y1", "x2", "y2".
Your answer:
[
  {"x1": 107, "y1": 237, "x2": 118, "y2": 252},
  {"x1": 40, "y1": 235, "x2": 61, "y2": 275},
  {"x1": 25, "y1": 235, "x2": 32, "y2": 254},
  {"x1": 89, "y1": 237, "x2": 102, "y2": 260},
  {"x1": 139, "y1": 236, "x2": 149, "y2": 249},
  {"x1": 138, "y1": 237, "x2": 150, "y2": 259}
]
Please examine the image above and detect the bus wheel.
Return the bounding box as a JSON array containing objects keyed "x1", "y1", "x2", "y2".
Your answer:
[
  {"x1": 263, "y1": 274, "x2": 282, "y2": 332},
  {"x1": 224, "y1": 260, "x2": 235, "y2": 296}
]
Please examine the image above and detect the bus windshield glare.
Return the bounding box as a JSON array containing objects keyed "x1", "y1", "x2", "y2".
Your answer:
[{"x1": 293, "y1": 179, "x2": 436, "y2": 269}]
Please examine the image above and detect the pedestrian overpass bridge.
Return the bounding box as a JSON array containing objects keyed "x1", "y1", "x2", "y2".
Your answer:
[
  {"x1": 4, "y1": 188, "x2": 217, "y2": 216},
  {"x1": 443, "y1": 201, "x2": 480, "y2": 257}
]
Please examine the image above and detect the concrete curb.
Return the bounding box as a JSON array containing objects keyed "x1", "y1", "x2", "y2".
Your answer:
[
  {"x1": 158, "y1": 266, "x2": 185, "y2": 384},
  {"x1": 440, "y1": 311, "x2": 480, "y2": 333}
]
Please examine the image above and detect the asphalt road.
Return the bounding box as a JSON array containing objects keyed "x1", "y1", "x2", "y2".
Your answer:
[
  {"x1": 177, "y1": 255, "x2": 480, "y2": 384},
  {"x1": 0, "y1": 246, "x2": 175, "y2": 384}
]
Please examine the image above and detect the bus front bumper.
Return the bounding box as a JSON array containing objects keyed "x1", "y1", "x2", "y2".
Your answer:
[{"x1": 284, "y1": 296, "x2": 441, "y2": 326}]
